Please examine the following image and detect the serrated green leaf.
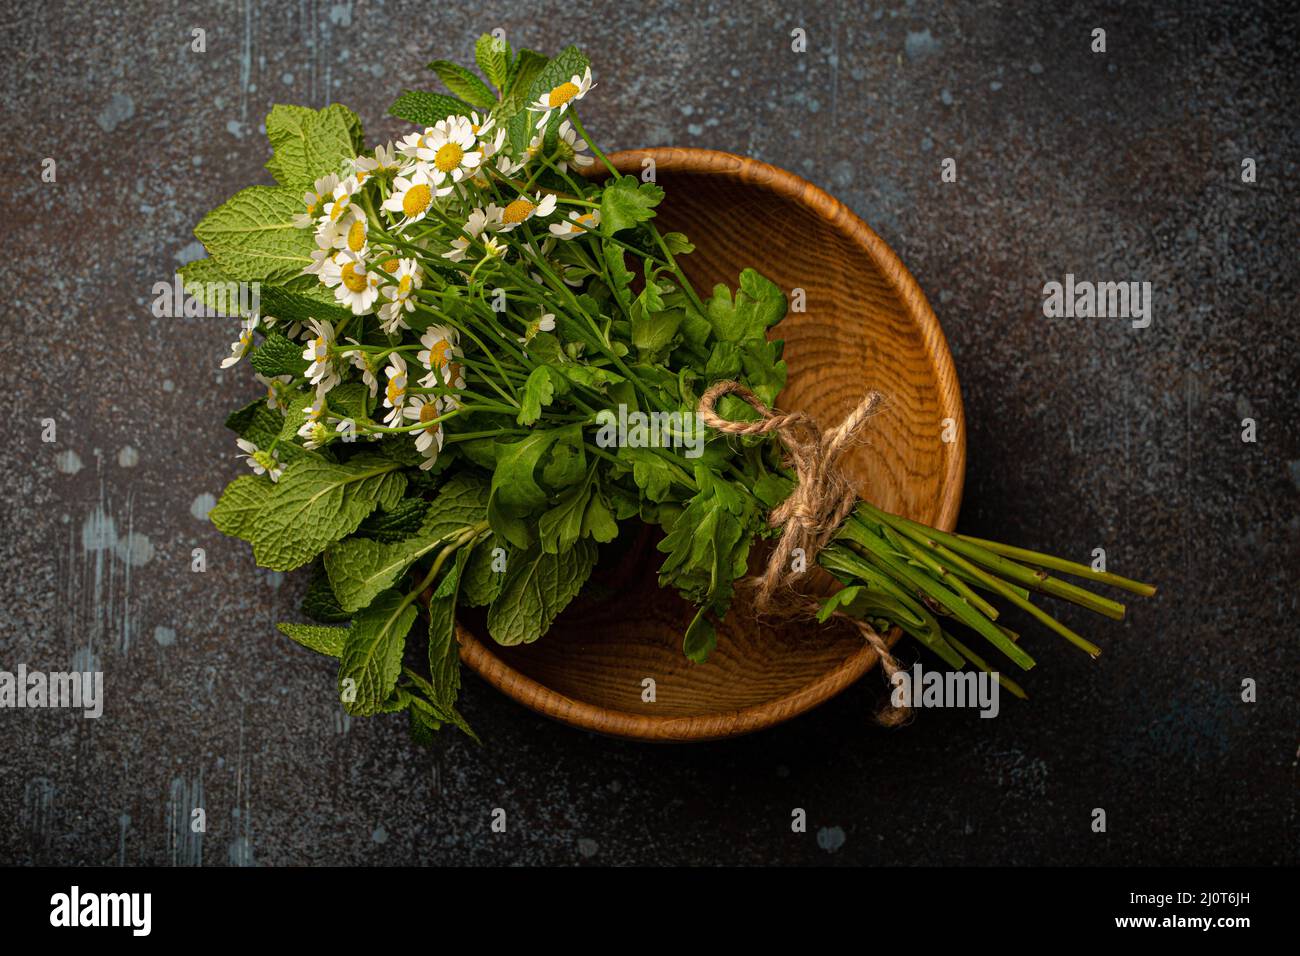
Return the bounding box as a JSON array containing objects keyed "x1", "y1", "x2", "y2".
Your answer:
[
  {"x1": 461, "y1": 533, "x2": 506, "y2": 607},
  {"x1": 704, "y1": 268, "x2": 787, "y2": 344},
  {"x1": 250, "y1": 330, "x2": 310, "y2": 377},
  {"x1": 355, "y1": 497, "x2": 430, "y2": 542},
  {"x1": 600, "y1": 176, "x2": 665, "y2": 235},
  {"x1": 517, "y1": 365, "x2": 557, "y2": 426},
  {"x1": 302, "y1": 562, "x2": 352, "y2": 622},
  {"x1": 426, "y1": 545, "x2": 469, "y2": 714},
  {"x1": 496, "y1": 48, "x2": 548, "y2": 120},
  {"x1": 209, "y1": 475, "x2": 274, "y2": 542},
  {"x1": 475, "y1": 33, "x2": 511, "y2": 89},
  {"x1": 195, "y1": 185, "x2": 315, "y2": 284},
  {"x1": 225, "y1": 397, "x2": 284, "y2": 448},
  {"x1": 388, "y1": 90, "x2": 472, "y2": 127},
  {"x1": 249, "y1": 454, "x2": 406, "y2": 571},
  {"x1": 176, "y1": 258, "x2": 250, "y2": 316},
  {"x1": 259, "y1": 283, "x2": 352, "y2": 325},
  {"x1": 486, "y1": 539, "x2": 597, "y2": 646},
  {"x1": 277, "y1": 621, "x2": 348, "y2": 658},
  {"x1": 338, "y1": 589, "x2": 416, "y2": 716},
  {"x1": 427, "y1": 60, "x2": 496, "y2": 110},
  {"x1": 264, "y1": 103, "x2": 358, "y2": 187}
]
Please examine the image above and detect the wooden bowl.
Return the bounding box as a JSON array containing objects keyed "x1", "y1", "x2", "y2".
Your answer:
[{"x1": 456, "y1": 148, "x2": 965, "y2": 742}]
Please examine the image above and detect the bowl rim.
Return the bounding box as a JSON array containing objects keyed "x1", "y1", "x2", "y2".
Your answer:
[{"x1": 456, "y1": 147, "x2": 966, "y2": 742}]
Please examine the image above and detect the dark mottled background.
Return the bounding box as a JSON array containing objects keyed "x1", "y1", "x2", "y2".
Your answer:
[{"x1": 2, "y1": 0, "x2": 1296, "y2": 866}]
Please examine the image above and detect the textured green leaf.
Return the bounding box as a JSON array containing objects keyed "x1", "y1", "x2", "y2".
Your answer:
[
  {"x1": 475, "y1": 33, "x2": 511, "y2": 89},
  {"x1": 264, "y1": 103, "x2": 358, "y2": 187},
  {"x1": 301, "y1": 562, "x2": 352, "y2": 622},
  {"x1": 259, "y1": 284, "x2": 352, "y2": 325},
  {"x1": 525, "y1": 45, "x2": 589, "y2": 108},
  {"x1": 426, "y1": 545, "x2": 469, "y2": 714},
  {"x1": 600, "y1": 176, "x2": 665, "y2": 235},
  {"x1": 249, "y1": 454, "x2": 406, "y2": 571},
  {"x1": 427, "y1": 60, "x2": 496, "y2": 110},
  {"x1": 277, "y1": 621, "x2": 348, "y2": 658},
  {"x1": 325, "y1": 533, "x2": 441, "y2": 614},
  {"x1": 209, "y1": 475, "x2": 274, "y2": 542},
  {"x1": 517, "y1": 365, "x2": 557, "y2": 426},
  {"x1": 225, "y1": 397, "x2": 284, "y2": 448},
  {"x1": 460, "y1": 533, "x2": 506, "y2": 607},
  {"x1": 355, "y1": 497, "x2": 430, "y2": 542},
  {"x1": 176, "y1": 258, "x2": 250, "y2": 316},
  {"x1": 250, "y1": 330, "x2": 309, "y2": 377},
  {"x1": 704, "y1": 268, "x2": 787, "y2": 344},
  {"x1": 195, "y1": 185, "x2": 315, "y2": 284},
  {"x1": 338, "y1": 589, "x2": 416, "y2": 716},
  {"x1": 388, "y1": 90, "x2": 471, "y2": 127},
  {"x1": 496, "y1": 48, "x2": 548, "y2": 119},
  {"x1": 486, "y1": 539, "x2": 596, "y2": 646}
]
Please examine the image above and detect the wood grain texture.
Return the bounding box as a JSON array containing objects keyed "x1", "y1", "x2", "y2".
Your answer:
[{"x1": 456, "y1": 148, "x2": 966, "y2": 742}]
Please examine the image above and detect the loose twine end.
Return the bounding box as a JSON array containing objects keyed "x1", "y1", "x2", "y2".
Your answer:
[{"x1": 697, "y1": 379, "x2": 909, "y2": 726}]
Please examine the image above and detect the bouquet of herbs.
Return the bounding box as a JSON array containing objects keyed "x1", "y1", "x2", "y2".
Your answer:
[{"x1": 197, "y1": 37, "x2": 1153, "y2": 739}]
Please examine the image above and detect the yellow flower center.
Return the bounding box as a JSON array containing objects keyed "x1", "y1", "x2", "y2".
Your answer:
[
  {"x1": 329, "y1": 195, "x2": 350, "y2": 221},
  {"x1": 381, "y1": 258, "x2": 400, "y2": 273},
  {"x1": 340, "y1": 261, "x2": 368, "y2": 293},
  {"x1": 347, "y1": 219, "x2": 367, "y2": 252},
  {"x1": 398, "y1": 275, "x2": 412, "y2": 296},
  {"x1": 418, "y1": 402, "x2": 441, "y2": 425},
  {"x1": 548, "y1": 81, "x2": 580, "y2": 107},
  {"x1": 502, "y1": 199, "x2": 535, "y2": 224},
  {"x1": 434, "y1": 143, "x2": 464, "y2": 173},
  {"x1": 426, "y1": 340, "x2": 451, "y2": 368},
  {"x1": 402, "y1": 183, "x2": 432, "y2": 218},
  {"x1": 387, "y1": 379, "x2": 404, "y2": 404}
]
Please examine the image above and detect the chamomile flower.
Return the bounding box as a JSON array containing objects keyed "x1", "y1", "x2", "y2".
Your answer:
[
  {"x1": 220, "y1": 314, "x2": 259, "y2": 368},
  {"x1": 494, "y1": 191, "x2": 557, "y2": 232},
  {"x1": 304, "y1": 240, "x2": 343, "y2": 279},
  {"x1": 495, "y1": 151, "x2": 525, "y2": 177},
  {"x1": 417, "y1": 325, "x2": 462, "y2": 385},
  {"x1": 466, "y1": 128, "x2": 508, "y2": 188},
  {"x1": 295, "y1": 396, "x2": 329, "y2": 448},
  {"x1": 519, "y1": 311, "x2": 556, "y2": 345},
  {"x1": 337, "y1": 215, "x2": 370, "y2": 257},
  {"x1": 325, "y1": 253, "x2": 381, "y2": 315},
  {"x1": 382, "y1": 166, "x2": 449, "y2": 228},
  {"x1": 377, "y1": 258, "x2": 422, "y2": 333},
  {"x1": 402, "y1": 394, "x2": 446, "y2": 470},
  {"x1": 530, "y1": 65, "x2": 594, "y2": 129},
  {"x1": 466, "y1": 111, "x2": 496, "y2": 140},
  {"x1": 352, "y1": 143, "x2": 400, "y2": 184},
  {"x1": 295, "y1": 172, "x2": 339, "y2": 228},
  {"x1": 347, "y1": 346, "x2": 380, "y2": 398},
  {"x1": 235, "y1": 438, "x2": 283, "y2": 482},
  {"x1": 442, "y1": 206, "x2": 495, "y2": 262},
  {"x1": 553, "y1": 120, "x2": 594, "y2": 172},
  {"x1": 549, "y1": 208, "x2": 601, "y2": 239},
  {"x1": 420, "y1": 116, "x2": 483, "y2": 187},
  {"x1": 321, "y1": 177, "x2": 361, "y2": 224},
  {"x1": 256, "y1": 373, "x2": 295, "y2": 412},
  {"x1": 302, "y1": 319, "x2": 339, "y2": 392},
  {"x1": 382, "y1": 352, "x2": 409, "y2": 426}
]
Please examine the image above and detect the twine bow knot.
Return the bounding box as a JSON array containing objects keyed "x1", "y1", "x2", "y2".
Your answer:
[{"x1": 696, "y1": 380, "x2": 909, "y2": 726}]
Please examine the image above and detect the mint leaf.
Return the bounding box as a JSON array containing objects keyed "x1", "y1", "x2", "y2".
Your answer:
[
  {"x1": 264, "y1": 103, "x2": 358, "y2": 188},
  {"x1": 486, "y1": 539, "x2": 597, "y2": 645},
  {"x1": 210, "y1": 475, "x2": 273, "y2": 541},
  {"x1": 525, "y1": 45, "x2": 589, "y2": 109},
  {"x1": 250, "y1": 330, "x2": 310, "y2": 377},
  {"x1": 225, "y1": 397, "x2": 283, "y2": 449},
  {"x1": 475, "y1": 33, "x2": 511, "y2": 89},
  {"x1": 496, "y1": 48, "x2": 548, "y2": 119},
  {"x1": 176, "y1": 258, "x2": 248, "y2": 316},
  {"x1": 682, "y1": 606, "x2": 717, "y2": 663},
  {"x1": 388, "y1": 90, "x2": 471, "y2": 127},
  {"x1": 195, "y1": 185, "x2": 315, "y2": 284},
  {"x1": 600, "y1": 176, "x2": 665, "y2": 235},
  {"x1": 461, "y1": 533, "x2": 506, "y2": 607},
  {"x1": 338, "y1": 589, "x2": 416, "y2": 716},
  {"x1": 427, "y1": 60, "x2": 496, "y2": 110},
  {"x1": 302, "y1": 562, "x2": 352, "y2": 622},
  {"x1": 277, "y1": 621, "x2": 348, "y2": 658},
  {"x1": 355, "y1": 497, "x2": 429, "y2": 543},
  {"x1": 324, "y1": 535, "x2": 438, "y2": 614},
  {"x1": 259, "y1": 284, "x2": 352, "y2": 325},
  {"x1": 249, "y1": 454, "x2": 406, "y2": 571},
  {"x1": 426, "y1": 546, "x2": 469, "y2": 714}
]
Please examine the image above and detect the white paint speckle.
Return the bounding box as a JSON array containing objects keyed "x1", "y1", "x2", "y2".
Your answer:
[
  {"x1": 371, "y1": 825, "x2": 388, "y2": 844},
  {"x1": 162, "y1": 379, "x2": 175, "y2": 392},
  {"x1": 56, "y1": 450, "x2": 83, "y2": 475},
  {"x1": 82, "y1": 507, "x2": 118, "y2": 551},
  {"x1": 577, "y1": 837, "x2": 598, "y2": 858},
  {"x1": 115, "y1": 531, "x2": 155, "y2": 567},
  {"x1": 117, "y1": 446, "x2": 139, "y2": 467},
  {"x1": 154, "y1": 626, "x2": 177, "y2": 647},
  {"x1": 191, "y1": 493, "x2": 217, "y2": 521},
  {"x1": 817, "y1": 826, "x2": 846, "y2": 853}
]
